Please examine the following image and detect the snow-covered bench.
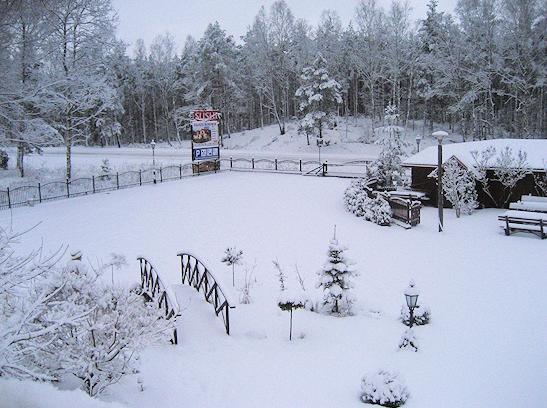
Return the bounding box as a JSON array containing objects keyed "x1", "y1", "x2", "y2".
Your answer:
[
  {"x1": 498, "y1": 210, "x2": 546, "y2": 239},
  {"x1": 521, "y1": 195, "x2": 547, "y2": 203},
  {"x1": 509, "y1": 201, "x2": 547, "y2": 213}
]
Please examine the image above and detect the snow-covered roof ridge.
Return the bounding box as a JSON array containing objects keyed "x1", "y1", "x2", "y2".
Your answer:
[{"x1": 403, "y1": 139, "x2": 547, "y2": 171}]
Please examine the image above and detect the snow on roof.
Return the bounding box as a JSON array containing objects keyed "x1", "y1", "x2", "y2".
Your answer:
[{"x1": 403, "y1": 139, "x2": 547, "y2": 171}]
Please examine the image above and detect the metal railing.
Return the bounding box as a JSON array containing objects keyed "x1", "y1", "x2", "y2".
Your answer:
[
  {"x1": 0, "y1": 163, "x2": 196, "y2": 210},
  {"x1": 178, "y1": 252, "x2": 234, "y2": 335},
  {"x1": 138, "y1": 257, "x2": 181, "y2": 344}
]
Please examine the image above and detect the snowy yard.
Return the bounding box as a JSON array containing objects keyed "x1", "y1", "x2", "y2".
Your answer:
[{"x1": 1, "y1": 172, "x2": 546, "y2": 408}]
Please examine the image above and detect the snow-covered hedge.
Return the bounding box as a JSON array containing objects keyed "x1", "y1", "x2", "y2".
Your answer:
[
  {"x1": 400, "y1": 305, "x2": 431, "y2": 327},
  {"x1": 344, "y1": 179, "x2": 392, "y2": 226},
  {"x1": 360, "y1": 370, "x2": 409, "y2": 407}
]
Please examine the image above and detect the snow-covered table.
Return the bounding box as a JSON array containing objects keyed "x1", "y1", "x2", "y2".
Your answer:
[
  {"x1": 509, "y1": 201, "x2": 547, "y2": 213},
  {"x1": 498, "y1": 210, "x2": 547, "y2": 239}
]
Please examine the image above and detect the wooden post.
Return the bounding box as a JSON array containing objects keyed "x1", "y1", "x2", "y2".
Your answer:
[
  {"x1": 92, "y1": 176, "x2": 96, "y2": 193},
  {"x1": 6, "y1": 187, "x2": 11, "y2": 209},
  {"x1": 505, "y1": 216, "x2": 510, "y2": 236},
  {"x1": 179, "y1": 164, "x2": 182, "y2": 179},
  {"x1": 289, "y1": 308, "x2": 293, "y2": 341},
  {"x1": 38, "y1": 183, "x2": 42, "y2": 203},
  {"x1": 116, "y1": 172, "x2": 119, "y2": 189},
  {"x1": 153, "y1": 170, "x2": 157, "y2": 184},
  {"x1": 66, "y1": 179, "x2": 70, "y2": 198},
  {"x1": 160, "y1": 167, "x2": 163, "y2": 182},
  {"x1": 139, "y1": 170, "x2": 142, "y2": 186},
  {"x1": 299, "y1": 159, "x2": 302, "y2": 172},
  {"x1": 275, "y1": 158, "x2": 278, "y2": 171},
  {"x1": 437, "y1": 142, "x2": 443, "y2": 232},
  {"x1": 252, "y1": 158, "x2": 255, "y2": 169},
  {"x1": 230, "y1": 157, "x2": 233, "y2": 168}
]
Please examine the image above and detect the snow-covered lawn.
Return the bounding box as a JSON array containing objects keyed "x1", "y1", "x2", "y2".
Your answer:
[{"x1": 1, "y1": 172, "x2": 545, "y2": 407}]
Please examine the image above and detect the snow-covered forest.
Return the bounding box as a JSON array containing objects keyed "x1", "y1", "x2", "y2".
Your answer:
[{"x1": 1, "y1": 0, "x2": 545, "y2": 164}]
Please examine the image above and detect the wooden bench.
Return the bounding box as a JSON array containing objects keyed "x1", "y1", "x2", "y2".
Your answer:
[
  {"x1": 498, "y1": 210, "x2": 546, "y2": 239},
  {"x1": 521, "y1": 195, "x2": 547, "y2": 203},
  {"x1": 509, "y1": 201, "x2": 547, "y2": 213}
]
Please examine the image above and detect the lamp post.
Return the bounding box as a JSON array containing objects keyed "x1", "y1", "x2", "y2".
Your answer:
[
  {"x1": 432, "y1": 131, "x2": 448, "y2": 232},
  {"x1": 150, "y1": 139, "x2": 156, "y2": 166},
  {"x1": 415, "y1": 135, "x2": 422, "y2": 152},
  {"x1": 317, "y1": 137, "x2": 323, "y2": 165},
  {"x1": 404, "y1": 280, "x2": 419, "y2": 328}
]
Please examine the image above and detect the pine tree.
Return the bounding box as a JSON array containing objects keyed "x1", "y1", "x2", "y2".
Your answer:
[
  {"x1": 316, "y1": 231, "x2": 358, "y2": 316},
  {"x1": 295, "y1": 54, "x2": 342, "y2": 146}
]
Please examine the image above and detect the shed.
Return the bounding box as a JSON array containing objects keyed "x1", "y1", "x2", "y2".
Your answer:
[{"x1": 402, "y1": 139, "x2": 547, "y2": 208}]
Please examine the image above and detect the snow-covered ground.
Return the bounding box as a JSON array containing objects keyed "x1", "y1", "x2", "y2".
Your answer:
[{"x1": 1, "y1": 172, "x2": 545, "y2": 407}]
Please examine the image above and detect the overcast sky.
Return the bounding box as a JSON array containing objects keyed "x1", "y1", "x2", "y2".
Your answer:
[{"x1": 112, "y1": 0, "x2": 458, "y2": 54}]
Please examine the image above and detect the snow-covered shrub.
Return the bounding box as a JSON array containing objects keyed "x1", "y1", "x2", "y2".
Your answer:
[
  {"x1": 344, "y1": 180, "x2": 392, "y2": 226},
  {"x1": 316, "y1": 234, "x2": 358, "y2": 316},
  {"x1": 365, "y1": 195, "x2": 392, "y2": 226},
  {"x1": 39, "y1": 257, "x2": 174, "y2": 397},
  {"x1": 0, "y1": 229, "x2": 173, "y2": 396},
  {"x1": 360, "y1": 370, "x2": 409, "y2": 407},
  {"x1": 400, "y1": 305, "x2": 431, "y2": 327},
  {"x1": 0, "y1": 150, "x2": 8, "y2": 169},
  {"x1": 344, "y1": 178, "x2": 372, "y2": 217},
  {"x1": 239, "y1": 263, "x2": 255, "y2": 304},
  {"x1": 398, "y1": 328, "x2": 418, "y2": 352},
  {"x1": 222, "y1": 246, "x2": 243, "y2": 286},
  {"x1": 442, "y1": 157, "x2": 478, "y2": 217},
  {"x1": 99, "y1": 158, "x2": 112, "y2": 179}
]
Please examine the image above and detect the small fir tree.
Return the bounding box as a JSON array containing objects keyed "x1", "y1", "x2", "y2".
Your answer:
[
  {"x1": 222, "y1": 246, "x2": 243, "y2": 286},
  {"x1": 316, "y1": 228, "x2": 358, "y2": 316}
]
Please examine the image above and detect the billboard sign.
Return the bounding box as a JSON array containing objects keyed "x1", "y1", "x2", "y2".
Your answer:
[{"x1": 191, "y1": 110, "x2": 221, "y2": 163}]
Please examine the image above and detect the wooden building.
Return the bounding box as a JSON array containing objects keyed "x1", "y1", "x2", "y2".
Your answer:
[{"x1": 403, "y1": 139, "x2": 547, "y2": 208}]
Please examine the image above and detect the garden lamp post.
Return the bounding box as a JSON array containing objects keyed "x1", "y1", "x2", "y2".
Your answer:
[
  {"x1": 415, "y1": 135, "x2": 422, "y2": 152},
  {"x1": 150, "y1": 139, "x2": 156, "y2": 166},
  {"x1": 432, "y1": 131, "x2": 448, "y2": 232},
  {"x1": 404, "y1": 280, "x2": 419, "y2": 328}
]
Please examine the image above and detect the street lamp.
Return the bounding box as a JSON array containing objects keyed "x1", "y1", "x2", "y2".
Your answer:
[
  {"x1": 150, "y1": 139, "x2": 156, "y2": 166},
  {"x1": 404, "y1": 280, "x2": 420, "y2": 328},
  {"x1": 415, "y1": 135, "x2": 422, "y2": 152},
  {"x1": 432, "y1": 131, "x2": 448, "y2": 232}
]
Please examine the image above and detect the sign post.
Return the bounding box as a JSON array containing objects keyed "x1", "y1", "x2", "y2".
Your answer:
[{"x1": 191, "y1": 110, "x2": 221, "y2": 174}]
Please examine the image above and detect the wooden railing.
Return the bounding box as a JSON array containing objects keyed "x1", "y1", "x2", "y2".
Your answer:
[
  {"x1": 178, "y1": 252, "x2": 234, "y2": 335},
  {"x1": 138, "y1": 257, "x2": 181, "y2": 344}
]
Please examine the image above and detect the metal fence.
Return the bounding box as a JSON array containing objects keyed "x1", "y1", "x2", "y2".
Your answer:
[
  {"x1": 0, "y1": 163, "x2": 197, "y2": 210},
  {"x1": 0, "y1": 157, "x2": 374, "y2": 210}
]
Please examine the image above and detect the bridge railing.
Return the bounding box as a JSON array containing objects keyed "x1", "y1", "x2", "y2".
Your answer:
[
  {"x1": 177, "y1": 252, "x2": 234, "y2": 335},
  {"x1": 137, "y1": 257, "x2": 181, "y2": 344}
]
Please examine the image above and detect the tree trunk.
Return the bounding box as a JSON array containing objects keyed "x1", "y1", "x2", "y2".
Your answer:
[
  {"x1": 16, "y1": 142, "x2": 24, "y2": 178},
  {"x1": 141, "y1": 94, "x2": 147, "y2": 143},
  {"x1": 65, "y1": 138, "x2": 72, "y2": 180}
]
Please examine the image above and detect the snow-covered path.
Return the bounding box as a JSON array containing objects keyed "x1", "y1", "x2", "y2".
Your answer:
[{"x1": 1, "y1": 172, "x2": 545, "y2": 407}]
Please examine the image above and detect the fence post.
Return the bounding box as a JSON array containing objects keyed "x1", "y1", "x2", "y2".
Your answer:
[
  {"x1": 116, "y1": 172, "x2": 119, "y2": 189},
  {"x1": 139, "y1": 170, "x2": 142, "y2": 186},
  {"x1": 179, "y1": 164, "x2": 182, "y2": 179},
  {"x1": 7, "y1": 187, "x2": 11, "y2": 209},
  {"x1": 275, "y1": 158, "x2": 278, "y2": 171},
  {"x1": 160, "y1": 167, "x2": 163, "y2": 182},
  {"x1": 299, "y1": 159, "x2": 302, "y2": 172},
  {"x1": 230, "y1": 157, "x2": 233, "y2": 169},
  {"x1": 38, "y1": 183, "x2": 42, "y2": 203},
  {"x1": 153, "y1": 170, "x2": 157, "y2": 184},
  {"x1": 252, "y1": 158, "x2": 255, "y2": 170},
  {"x1": 92, "y1": 176, "x2": 96, "y2": 193},
  {"x1": 66, "y1": 179, "x2": 70, "y2": 198}
]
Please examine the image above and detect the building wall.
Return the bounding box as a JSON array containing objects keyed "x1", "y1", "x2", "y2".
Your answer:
[{"x1": 409, "y1": 166, "x2": 543, "y2": 208}]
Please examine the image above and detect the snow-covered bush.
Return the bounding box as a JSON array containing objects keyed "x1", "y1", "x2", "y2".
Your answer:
[
  {"x1": 239, "y1": 263, "x2": 255, "y2": 304},
  {"x1": 38, "y1": 256, "x2": 174, "y2": 397},
  {"x1": 0, "y1": 229, "x2": 173, "y2": 397},
  {"x1": 316, "y1": 233, "x2": 358, "y2": 316},
  {"x1": 442, "y1": 157, "x2": 478, "y2": 217},
  {"x1": 0, "y1": 150, "x2": 8, "y2": 170},
  {"x1": 360, "y1": 370, "x2": 409, "y2": 407},
  {"x1": 400, "y1": 305, "x2": 431, "y2": 327},
  {"x1": 398, "y1": 328, "x2": 419, "y2": 352},
  {"x1": 344, "y1": 178, "x2": 372, "y2": 217},
  {"x1": 222, "y1": 246, "x2": 243, "y2": 286},
  {"x1": 344, "y1": 180, "x2": 392, "y2": 226}
]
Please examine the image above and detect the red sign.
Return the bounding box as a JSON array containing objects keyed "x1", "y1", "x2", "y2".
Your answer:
[{"x1": 191, "y1": 110, "x2": 221, "y2": 121}]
